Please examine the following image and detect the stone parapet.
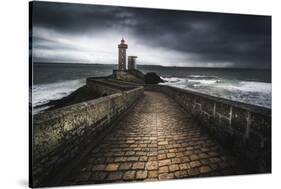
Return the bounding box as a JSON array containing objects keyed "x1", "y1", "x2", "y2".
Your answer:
[
  {"x1": 144, "y1": 84, "x2": 271, "y2": 173},
  {"x1": 112, "y1": 70, "x2": 144, "y2": 84},
  {"x1": 32, "y1": 86, "x2": 144, "y2": 187}
]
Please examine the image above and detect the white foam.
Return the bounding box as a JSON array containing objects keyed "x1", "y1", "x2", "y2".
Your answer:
[
  {"x1": 230, "y1": 81, "x2": 271, "y2": 93},
  {"x1": 161, "y1": 77, "x2": 186, "y2": 83},
  {"x1": 188, "y1": 75, "x2": 205, "y2": 78},
  {"x1": 32, "y1": 79, "x2": 85, "y2": 113},
  {"x1": 161, "y1": 76, "x2": 271, "y2": 108},
  {"x1": 188, "y1": 79, "x2": 218, "y2": 85}
]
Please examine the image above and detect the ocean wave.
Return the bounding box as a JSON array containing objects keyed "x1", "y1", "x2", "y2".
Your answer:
[
  {"x1": 219, "y1": 81, "x2": 271, "y2": 93},
  {"x1": 187, "y1": 75, "x2": 220, "y2": 80},
  {"x1": 32, "y1": 79, "x2": 85, "y2": 114},
  {"x1": 161, "y1": 76, "x2": 271, "y2": 108}
]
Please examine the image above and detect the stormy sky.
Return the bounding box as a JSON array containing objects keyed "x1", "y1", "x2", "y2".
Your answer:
[{"x1": 31, "y1": 1, "x2": 271, "y2": 68}]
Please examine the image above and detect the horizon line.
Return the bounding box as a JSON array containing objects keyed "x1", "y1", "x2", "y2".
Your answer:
[{"x1": 32, "y1": 61, "x2": 271, "y2": 70}]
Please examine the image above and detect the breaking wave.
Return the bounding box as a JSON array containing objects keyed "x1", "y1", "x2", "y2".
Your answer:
[
  {"x1": 160, "y1": 76, "x2": 271, "y2": 108},
  {"x1": 32, "y1": 79, "x2": 85, "y2": 114}
]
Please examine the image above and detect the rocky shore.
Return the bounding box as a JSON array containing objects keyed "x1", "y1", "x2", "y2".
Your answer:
[
  {"x1": 36, "y1": 85, "x2": 101, "y2": 111},
  {"x1": 36, "y1": 72, "x2": 163, "y2": 112},
  {"x1": 144, "y1": 72, "x2": 165, "y2": 84}
]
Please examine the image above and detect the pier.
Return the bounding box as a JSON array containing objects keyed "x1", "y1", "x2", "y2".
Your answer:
[
  {"x1": 32, "y1": 80, "x2": 271, "y2": 187},
  {"x1": 62, "y1": 91, "x2": 244, "y2": 185}
]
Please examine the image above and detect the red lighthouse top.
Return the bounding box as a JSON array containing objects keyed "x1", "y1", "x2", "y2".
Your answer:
[{"x1": 118, "y1": 38, "x2": 128, "y2": 48}]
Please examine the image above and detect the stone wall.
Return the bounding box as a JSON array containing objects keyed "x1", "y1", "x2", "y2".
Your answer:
[
  {"x1": 86, "y1": 79, "x2": 120, "y2": 96},
  {"x1": 86, "y1": 78, "x2": 137, "y2": 96},
  {"x1": 32, "y1": 86, "x2": 144, "y2": 187},
  {"x1": 145, "y1": 84, "x2": 271, "y2": 173},
  {"x1": 112, "y1": 70, "x2": 144, "y2": 84}
]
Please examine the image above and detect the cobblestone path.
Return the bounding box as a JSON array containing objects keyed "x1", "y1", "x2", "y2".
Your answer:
[{"x1": 63, "y1": 91, "x2": 244, "y2": 185}]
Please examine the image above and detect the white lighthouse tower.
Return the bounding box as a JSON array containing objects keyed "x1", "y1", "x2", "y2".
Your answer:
[{"x1": 118, "y1": 38, "x2": 128, "y2": 71}]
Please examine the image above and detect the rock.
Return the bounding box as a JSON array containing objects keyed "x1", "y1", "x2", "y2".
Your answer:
[
  {"x1": 144, "y1": 72, "x2": 164, "y2": 84},
  {"x1": 37, "y1": 85, "x2": 100, "y2": 111}
]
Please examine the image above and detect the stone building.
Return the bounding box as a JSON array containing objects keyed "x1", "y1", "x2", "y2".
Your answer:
[
  {"x1": 113, "y1": 38, "x2": 144, "y2": 84},
  {"x1": 128, "y1": 56, "x2": 137, "y2": 70},
  {"x1": 118, "y1": 38, "x2": 128, "y2": 70}
]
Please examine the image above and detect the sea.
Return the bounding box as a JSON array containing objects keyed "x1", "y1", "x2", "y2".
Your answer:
[{"x1": 31, "y1": 63, "x2": 271, "y2": 114}]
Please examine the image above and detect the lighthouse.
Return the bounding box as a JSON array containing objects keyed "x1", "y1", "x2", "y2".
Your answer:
[
  {"x1": 118, "y1": 38, "x2": 128, "y2": 71},
  {"x1": 112, "y1": 38, "x2": 144, "y2": 83}
]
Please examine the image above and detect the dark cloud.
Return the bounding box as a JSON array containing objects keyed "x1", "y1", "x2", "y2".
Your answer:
[
  {"x1": 32, "y1": 2, "x2": 133, "y2": 34},
  {"x1": 31, "y1": 1, "x2": 271, "y2": 68},
  {"x1": 33, "y1": 36, "x2": 80, "y2": 51}
]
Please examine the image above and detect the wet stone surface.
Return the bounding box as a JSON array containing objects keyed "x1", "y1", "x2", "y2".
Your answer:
[{"x1": 62, "y1": 91, "x2": 245, "y2": 185}]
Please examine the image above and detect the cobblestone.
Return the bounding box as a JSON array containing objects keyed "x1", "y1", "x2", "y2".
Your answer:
[
  {"x1": 105, "y1": 164, "x2": 119, "y2": 171},
  {"x1": 132, "y1": 162, "x2": 145, "y2": 170},
  {"x1": 62, "y1": 91, "x2": 245, "y2": 185},
  {"x1": 119, "y1": 163, "x2": 132, "y2": 170},
  {"x1": 123, "y1": 171, "x2": 136, "y2": 180},
  {"x1": 136, "y1": 170, "x2": 148, "y2": 179}
]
